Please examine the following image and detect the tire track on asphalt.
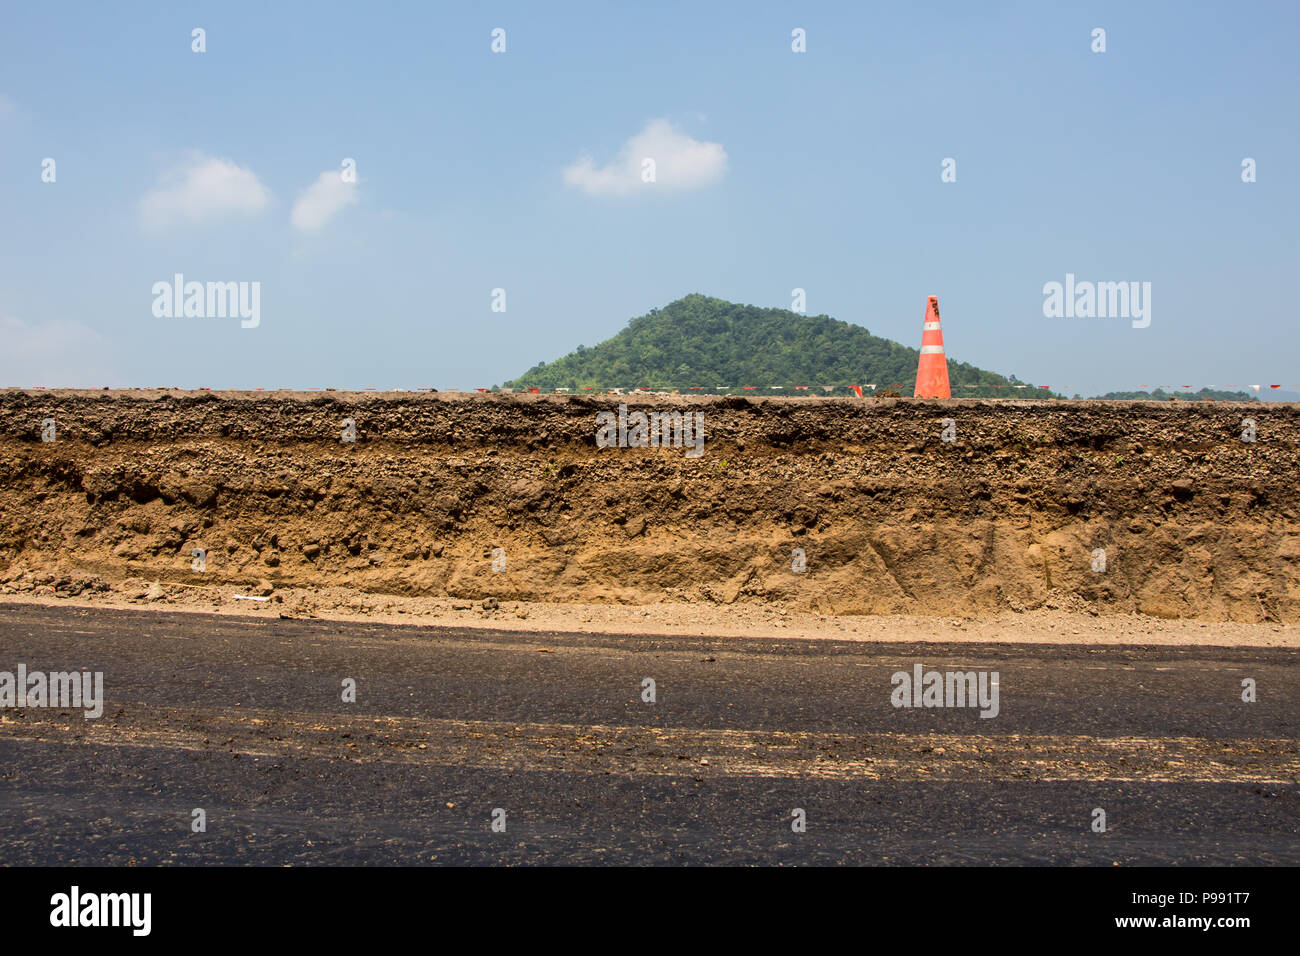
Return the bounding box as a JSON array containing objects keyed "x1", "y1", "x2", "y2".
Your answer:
[{"x1": 2, "y1": 706, "x2": 1296, "y2": 783}]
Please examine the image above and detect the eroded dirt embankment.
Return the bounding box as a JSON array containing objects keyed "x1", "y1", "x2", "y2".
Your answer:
[{"x1": 0, "y1": 390, "x2": 1297, "y2": 622}]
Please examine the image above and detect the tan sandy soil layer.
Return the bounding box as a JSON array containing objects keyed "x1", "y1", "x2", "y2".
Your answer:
[
  {"x1": 3, "y1": 583, "x2": 1299, "y2": 647},
  {"x1": 1, "y1": 389, "x2": 1298, "y2": 627}
]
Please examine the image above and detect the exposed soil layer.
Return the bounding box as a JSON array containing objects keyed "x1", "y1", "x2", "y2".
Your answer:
[{"x1": 1, "y1": 389, "x2": 1297, "y2": 622}]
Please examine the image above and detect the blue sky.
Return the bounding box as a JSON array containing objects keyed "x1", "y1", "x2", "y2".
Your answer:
[{"x1": 1, "y1": 1, "x2": 1297, "y2": 394}]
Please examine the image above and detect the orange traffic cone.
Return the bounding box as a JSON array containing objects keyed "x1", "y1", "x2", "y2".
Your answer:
[{"x1": 913, "y1": 295, "x2": 951, "y2": 398}]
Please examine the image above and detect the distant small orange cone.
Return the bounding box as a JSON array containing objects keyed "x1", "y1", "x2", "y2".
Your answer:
[{"x1": 913, "y1": 296, "x2": 951, "y2": 398}]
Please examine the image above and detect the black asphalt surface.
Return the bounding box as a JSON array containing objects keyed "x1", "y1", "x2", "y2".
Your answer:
[{"x1": 0, "y1": 602, "x2": 1296, "y2": 865}]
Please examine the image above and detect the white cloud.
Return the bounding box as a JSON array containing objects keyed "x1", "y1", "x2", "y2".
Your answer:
[
  {"x1": 563, "y1": 118, "x2": 727, "y2": 198},
  {"x1": 290, "y1": 169, "x2": 358, "y2": 232},
  {"x1": 0, "y1": 316, "x2": 112, "y2": 387},
  {"x1": 139, "y1": 155, "x2": 271, "y2": 231}
]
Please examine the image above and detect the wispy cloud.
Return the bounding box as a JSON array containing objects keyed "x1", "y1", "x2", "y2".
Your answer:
[
  {"x1": 564, "y1": 119, "x2": 727, "y2": 198},
  {"x1": 139, "y1": 155, "x2": 271, "y2": 231},
  {"x1": 290, "y1": 169, "x2": 358, "y2": 232},
  {"x1": 0, "y1": 316, "x2": 112, "y2": 387}
]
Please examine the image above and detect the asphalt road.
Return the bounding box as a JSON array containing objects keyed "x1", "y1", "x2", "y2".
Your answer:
[{"x1": 0, "y1": 602, "x2": 1296, "y2": 865}]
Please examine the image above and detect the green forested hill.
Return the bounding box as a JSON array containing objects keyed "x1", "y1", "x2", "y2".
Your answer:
[{"x1": 502, "y1": 294, "x2": 1045, "y2": 396}]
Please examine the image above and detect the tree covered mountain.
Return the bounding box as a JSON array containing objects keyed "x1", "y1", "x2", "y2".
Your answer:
[{"x1": 502, "y1": 294, "x2": 1046, "y2": 397}]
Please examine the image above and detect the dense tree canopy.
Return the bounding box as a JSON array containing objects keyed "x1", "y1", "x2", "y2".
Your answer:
[
  {"x1": 502, "y1": 294, "x2": 1045, "y2": 397},
  {"x1": 1090, "y1": 388, "x2": 1257, "y2": 402}
]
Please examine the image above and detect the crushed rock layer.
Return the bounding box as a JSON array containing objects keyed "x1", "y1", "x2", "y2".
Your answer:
[{"x1": 1, "y1": 389, "x2": 1297, "y2": 623}]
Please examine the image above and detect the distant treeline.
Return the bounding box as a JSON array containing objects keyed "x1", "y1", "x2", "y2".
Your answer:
[{"x1": 1083, "y1": 388, "x2": 1258, "y2": 402}]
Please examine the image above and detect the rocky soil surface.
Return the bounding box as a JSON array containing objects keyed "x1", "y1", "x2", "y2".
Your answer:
[{"x1": 1, "y1": 389, "x2": 1297, "y2": 623}]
